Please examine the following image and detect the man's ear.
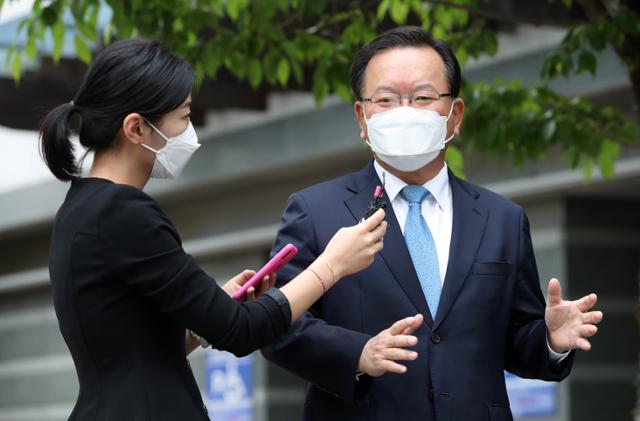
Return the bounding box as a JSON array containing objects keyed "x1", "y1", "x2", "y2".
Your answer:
[
  {"x1": 452, "y1": 98, "x2": 465, "y2": 137},
  {"x1": 122, "y1": 113, "x2": 151, "y2": 145},
  {"x1": 354, "y1": 101, "x2": 368, "y2": 142}
]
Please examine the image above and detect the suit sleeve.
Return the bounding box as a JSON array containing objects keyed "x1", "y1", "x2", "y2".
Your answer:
[
  {"x1": 100, "y1": 186, "x2": 291, "y2": 357},
  {"x1": 261, "y1": 192, "x2": 372, "y2": 402},
  {"x1": 504, "y1": 209, "x2": 574, "y2": 380}
]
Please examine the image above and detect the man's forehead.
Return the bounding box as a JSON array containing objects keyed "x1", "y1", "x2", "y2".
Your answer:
[{"x1": 363, "y1": 47, "x2": 447, "y2": 91}]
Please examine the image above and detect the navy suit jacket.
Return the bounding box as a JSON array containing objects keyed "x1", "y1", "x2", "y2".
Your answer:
[{"x1": 262, "y1": 161, "x2": 574, "y2": 421}]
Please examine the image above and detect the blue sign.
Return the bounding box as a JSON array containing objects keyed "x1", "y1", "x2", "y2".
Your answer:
[
  {"x1": 505, "y1": 372, "x2": 557, "y2": 418},
  {"x1": 204, "y1": 350, "x2": 254, "y2": 421}
]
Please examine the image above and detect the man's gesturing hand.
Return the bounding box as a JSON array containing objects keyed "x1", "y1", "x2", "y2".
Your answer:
[
  {"x1": 545, "y1": 278, "x2": 603, "y2": 353},
  {"x1": 358, "y1": 314, "x2": 423, "y2": 377}
]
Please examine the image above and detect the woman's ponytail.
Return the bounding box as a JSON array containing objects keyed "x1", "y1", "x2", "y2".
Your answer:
[{"x1": 39, "y1": 102, "x2": 79, "y2": 181}]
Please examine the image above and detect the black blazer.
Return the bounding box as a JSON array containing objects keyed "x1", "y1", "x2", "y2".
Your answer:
[
  {"x1": 262, "y1": 162, "x2": 574, "y2": 421},
  {"x1": 49, "y1": 178, "x2": 291, "y2": 421}
]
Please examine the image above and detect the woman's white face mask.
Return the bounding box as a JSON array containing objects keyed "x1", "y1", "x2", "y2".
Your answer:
[
  {"x1": 140, "y1": 120, "x2": 200, "y2": 180},
  {"x1": 364, "y1": 103, "x2": 455, "y2": 172}
]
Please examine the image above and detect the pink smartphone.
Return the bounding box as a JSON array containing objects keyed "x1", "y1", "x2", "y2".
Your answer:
[{"x1": 231, "y1": 243, "x2": 298, "y2": 301}]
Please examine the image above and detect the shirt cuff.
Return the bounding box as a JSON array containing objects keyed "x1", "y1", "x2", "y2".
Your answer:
[{"x1": 546, "y1": 335, "x2": 571, "y2": 363}]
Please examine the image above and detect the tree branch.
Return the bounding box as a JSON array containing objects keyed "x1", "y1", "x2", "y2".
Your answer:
[
  {"x1": 575, "y1": 0, "x2": 607, "y2": 19},
  {"x1": 575, "y1": 0, "x2": 640, "y2": 114},
  {"x1": 425, "y1": 0, "x2": 588, "y2": 27}
]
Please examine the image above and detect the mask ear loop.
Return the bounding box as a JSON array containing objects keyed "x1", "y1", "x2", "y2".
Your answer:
[
  {"x1": 144, "y1": 119, "x2": 171, "y2": 142},
  {"x1": 361, "y1": 101, "x2": 374, "y2": 148},
  {"x1": 139, "y1": 118, "x2": 169, "y2": 153},
  {"x1": 444, "y1": 100, "x2": 456, "y2": 144}
]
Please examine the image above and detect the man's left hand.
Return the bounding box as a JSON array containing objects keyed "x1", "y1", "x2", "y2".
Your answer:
[{"x1": 545, "y1": 278, "x2": 603, "y2": 353}]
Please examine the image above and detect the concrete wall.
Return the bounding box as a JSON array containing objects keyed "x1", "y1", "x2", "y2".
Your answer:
[{"x1": 565, "y1": 198, "x2": 640, "y2": 421}]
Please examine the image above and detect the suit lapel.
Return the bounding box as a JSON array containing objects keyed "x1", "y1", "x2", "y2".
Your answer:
[
  {"x1": 433, "y1": 171, "x2": 489, "y2": 330},
  {"x1": 344, "y1": 162, "x2": 431, "y2": 324}
]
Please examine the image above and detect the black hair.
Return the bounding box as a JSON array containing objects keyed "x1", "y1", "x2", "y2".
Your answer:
[
  {"x1": 39, "y1": 39, "x2": 195, "y2": 181},
  {"x1": 350, "y1": 26, "x2": 461, "y2": 99}
]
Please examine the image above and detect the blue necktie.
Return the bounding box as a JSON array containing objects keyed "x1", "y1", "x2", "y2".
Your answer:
[{"x1": 401, "y1": 185, "x2": 442, "y2": 320}]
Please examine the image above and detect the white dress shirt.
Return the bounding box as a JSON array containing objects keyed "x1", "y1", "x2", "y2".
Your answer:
[
  {"x1": 372, "y1": 159, "x2": 569, "y2": 362},
  {"x1": 374, "y1": 160, "x2": 452, "y2": 285}
]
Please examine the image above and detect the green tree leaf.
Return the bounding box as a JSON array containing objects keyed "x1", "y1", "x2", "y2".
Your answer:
[
  {"x1": 390, "y1": 0, "x2": 409, "y2": 24},
  {"x1": 290, "y1": 60, "x2": 304, "y2": 84},
  {"x1": 172, "y1": 18, "x2": 184, "y2": 33},
  {"x1": 76, "y1": 20, "x2": 97, "y2": 42},
  {"x1": 598, "y1": 138, "x2": 620, "y2": 179},
  {"x1": 542, "y1": 120, "x2": 556, "y2": 141},
  {"x1": 24, "y1": 36, "x2": 37, "y2": 61},
  {"x1": 4, "y1": 46, "x2": 14, "y2": 67},
  {"x1": 51, "y1": 19, "x2": 65, "y2": 62},
  {"x1": 248, "y1": 58, "x2": 262, "y2": 88},
  {"x1": 376, "y1": 0, "x2": 390, "y2": 21},
  {"x1": 312, "y1": 67, "x2": 329, "y2": 105},
  {"x1": 578, "y1": 50, "x2": 597, "y2": 76},
  {"x1": 102, "y1": 20, "x2": 112, "y2": 45},
  {"x1": 11, "y1": 53, "x2": 21, "y2": 84},
  {"x1": 74, "y1": 34, "x2": 92, "y2": 64},
  {"x1": 277, "y1": 58, "x2": 290, "y2": 87},
  {"x1": 41, "y1": 5, "x2": 58, "y2": 26},
  {"x1": 226, "y1": 0, "x2": 241, "y2": 22},
  {"x1": 335, "y1": 82, "x2": 353, "y2": 102},
  {"x1": 445, "y1": 144, "x2": 465, "y2": 179}
]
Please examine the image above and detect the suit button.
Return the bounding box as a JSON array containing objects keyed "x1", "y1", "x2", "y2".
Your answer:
[
  {"x1": 428, "y1": 389, "x2": 435, "y2": 401},
  {"x1": 430, "y1": 333, "x2": 441, "y2": 344}
]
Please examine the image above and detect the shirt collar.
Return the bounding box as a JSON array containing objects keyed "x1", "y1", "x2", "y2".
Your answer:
[{"x1": 373, "y1": 160, "x2": 451, "y2": 211}]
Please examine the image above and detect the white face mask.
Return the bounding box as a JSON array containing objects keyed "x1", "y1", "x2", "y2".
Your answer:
[
  {"x1": 140, "y1": 120, "x2": 201, "y2": 179},
  {"x1": 365, "y1": 103, "x2": 455, "y2": 172}
]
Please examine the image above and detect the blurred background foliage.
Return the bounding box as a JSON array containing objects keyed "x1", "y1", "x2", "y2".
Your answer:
[{"x1": 2, "y1": 0, "x2": 639, "y2": 178}]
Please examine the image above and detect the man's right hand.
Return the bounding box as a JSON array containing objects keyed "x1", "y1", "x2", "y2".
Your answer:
[{"x1": 358, "y1": 314, "x2": 424, "y2": 377}]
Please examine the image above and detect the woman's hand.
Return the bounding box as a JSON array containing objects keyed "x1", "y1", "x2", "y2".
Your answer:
[
  {"x1": 185, "y1": 271, "x2": 274, "y2": 355},
  {"x1": 185, "y1": 330, "x2": 200, "y2": 355},
  {"x1": 321, "y1": 208, "x2": 387, "y2": 280},
  {"x1": 222, "y1": 269, "x2": 276, "y2": 300}
]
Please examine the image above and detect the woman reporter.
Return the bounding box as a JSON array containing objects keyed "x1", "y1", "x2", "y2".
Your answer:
[{"x1": 41, "y1": 39, "x2": 386, "y2": 421}]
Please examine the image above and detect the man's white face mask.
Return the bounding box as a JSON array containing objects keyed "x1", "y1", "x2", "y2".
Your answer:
[
  {"x1": 364, "y1": 103, "x2": 455, "y2": 172},
  {"x1": 140, "y1": 120, "x2": 201, "y2": 180}
]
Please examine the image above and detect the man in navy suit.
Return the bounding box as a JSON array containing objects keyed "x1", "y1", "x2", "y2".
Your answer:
[{"x1": 262, "y1": 26, "x2": 603, "y2": 421}]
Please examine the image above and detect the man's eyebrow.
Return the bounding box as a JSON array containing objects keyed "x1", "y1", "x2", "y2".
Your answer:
[
  {"x1": 371, "y1": 83, "x2": 440, "y2": 94},
  {"x1": 182, "y1": 100, "x2": 192, "y2": 108}
]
